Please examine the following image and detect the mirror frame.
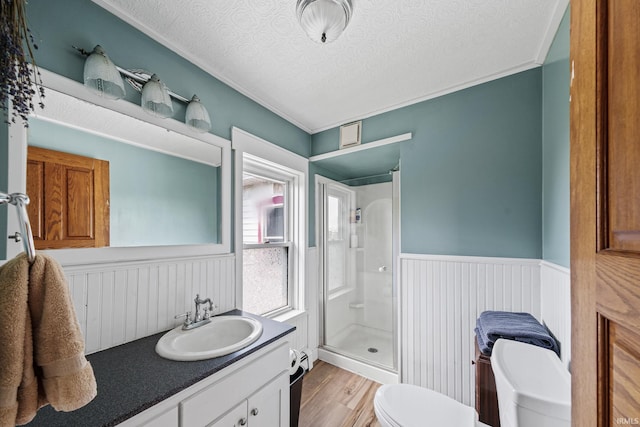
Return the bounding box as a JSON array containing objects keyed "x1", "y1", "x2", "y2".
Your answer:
[{"x1": 6, "y1": 68, "x2": 232, "y2": 266}]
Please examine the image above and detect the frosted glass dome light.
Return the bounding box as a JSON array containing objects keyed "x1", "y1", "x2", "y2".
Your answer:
[
  {"x1": 185, "y1": 95, "x2": 212, "y2": 133},
  {"x1": 83, "y1": 45, "x2": 126, "y2": 100},
  {"x1": 141, "y1": 74, "x2": 173, "y2": 118},
  {"x1": 297, "y1": 0, "x2": 353, "y2": 44}
]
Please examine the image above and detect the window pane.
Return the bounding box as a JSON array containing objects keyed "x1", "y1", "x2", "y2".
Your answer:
[
  {"x1": 243, "y1": 173, "x2": 285, "y2": 244},
  {"x1": 265, "y1": 206, "x2": 284, "y2": 242},
  {"x1": 243, "y1": 246, "x2": 288, "y2": 315}
]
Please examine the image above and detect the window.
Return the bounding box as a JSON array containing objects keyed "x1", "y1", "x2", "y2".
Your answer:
[
  {"x1": 233, "y1": 128, "x2": 307, "y2": 319},
  {"x1": 242, "y1": 172, "x2": 290, "y2": 315}
]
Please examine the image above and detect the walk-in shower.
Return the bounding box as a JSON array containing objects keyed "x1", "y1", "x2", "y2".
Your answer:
[{"x1": 318, "y1": 173, "x2": 398, "y2": 380}]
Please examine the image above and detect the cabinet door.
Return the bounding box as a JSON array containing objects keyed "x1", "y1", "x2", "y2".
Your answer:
[
  {"x1": 209, "y1": 401, "x2": 248, "y2": 427},
  {"x1": 247, "y1": 373, "x2": 289, "y2": 427}
]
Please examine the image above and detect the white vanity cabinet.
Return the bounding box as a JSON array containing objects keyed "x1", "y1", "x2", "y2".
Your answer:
[
  {"x1": 118, "y1": 337, "x2": 290, "y2": 427},
  {"x1": 209, "y1": 374, "x2": 288, "y2": 427}
]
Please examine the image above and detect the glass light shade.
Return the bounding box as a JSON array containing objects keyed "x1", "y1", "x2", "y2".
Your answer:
[
  {"x1": 297, "y1": 0, "x2": 353, "y2": 44},
  {"x1": 141, "y1": 74, "x2": 174, "y2": 118},
  {"x1": 83, "y1": 45, "x2": 126, "y2": 100},
  {"x1": 185, "y1": 95, "x2": 211, "y2": 133}
]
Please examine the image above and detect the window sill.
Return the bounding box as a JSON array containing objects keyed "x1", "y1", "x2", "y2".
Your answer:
[{"x1": 270, "y1": 309, "x2": 307, "y2": 323}]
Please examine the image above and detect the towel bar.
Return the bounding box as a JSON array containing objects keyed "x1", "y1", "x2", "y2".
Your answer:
[{"x1": 0, "y1": 192, "x2": 36, "y2": 263}]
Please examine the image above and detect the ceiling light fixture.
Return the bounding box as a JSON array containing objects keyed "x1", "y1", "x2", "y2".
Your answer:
[{"x1": 296, "y1": 0, "x2": 353, "y2": 44}]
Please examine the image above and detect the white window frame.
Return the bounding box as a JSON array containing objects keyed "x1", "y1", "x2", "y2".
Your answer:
[{"x1": 232, "y1": 128, "x2": 307, "y2": 318}]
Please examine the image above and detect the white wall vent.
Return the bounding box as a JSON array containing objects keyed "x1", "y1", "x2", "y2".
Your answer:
[{"x1": 339, "y1": 121, "x2": 362, "y2": 149}]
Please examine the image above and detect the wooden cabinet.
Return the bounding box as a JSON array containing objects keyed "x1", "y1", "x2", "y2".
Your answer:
[
  {"x1": 27, "y1": 146, "x2": 109, "y2": 249},
  {"x1": 474, "y1": 340, "x2": 500, "y2": 427}
]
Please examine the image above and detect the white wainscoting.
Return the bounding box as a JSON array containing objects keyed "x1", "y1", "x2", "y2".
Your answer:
[
  {"x1": 399, "y1": 253, "x2": 541, "y2": 406},
  {"x1": 64, "y1": 254, "x2": 236, "y2": 355},
  {"x1": 540, "y1": 261, "x2": 571, "y2": 369}
]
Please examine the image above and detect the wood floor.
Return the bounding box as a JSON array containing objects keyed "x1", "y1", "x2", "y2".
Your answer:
[{"x1": 298, "y1": 360, "x2": 382, "y2": 427}]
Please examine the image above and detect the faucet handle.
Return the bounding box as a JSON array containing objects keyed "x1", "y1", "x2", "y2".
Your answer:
[{"x1": 175, "y1": 311, "x2": 192, "y2": 326}]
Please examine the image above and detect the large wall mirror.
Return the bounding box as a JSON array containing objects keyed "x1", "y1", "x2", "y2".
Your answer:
[{"x1": 5, "y1": 69, "x2": 231, "y2": 265}]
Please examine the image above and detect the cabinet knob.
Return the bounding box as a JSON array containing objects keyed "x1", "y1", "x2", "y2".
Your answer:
[
  {"x1": 251, "y1": 408, "x2": 259, "y2": 416},
  {"x1": 238, "y1": 417, "x2": 247, "y2": 426}
]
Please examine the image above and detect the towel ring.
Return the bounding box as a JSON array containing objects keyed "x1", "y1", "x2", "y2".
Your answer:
[{"x1": 1, "y1": 192, "x2": 36, "y2": 263}]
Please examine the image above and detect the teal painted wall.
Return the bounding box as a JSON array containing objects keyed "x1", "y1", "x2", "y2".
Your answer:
[
  {"x1": 542, "y1": 7, "x2": 570, "y2": 267},
  {"x1": 29, "y1": 119, "x2": 219, "y2": 246},
  {"x1": 312, "y1": 69, "x2": 543, "y2": 258},
  {"x1": 1, "y1": 0, "x2": 310, "y2": 259},
  {"x1": 1, "y1": 0, "x2": 570, "y2": 262},
  {"x1": 24, "y1": 0, "x2": 310, "y2": 157}
]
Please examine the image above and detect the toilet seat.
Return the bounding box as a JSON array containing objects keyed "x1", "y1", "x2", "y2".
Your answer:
[{"x1": 374, "y1": 384, "x2": 477, "y2": 427}]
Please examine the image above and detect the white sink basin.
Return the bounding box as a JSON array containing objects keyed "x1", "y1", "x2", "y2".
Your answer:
[{"x1": 156, "y1": 316, "x2": 263, "y2": 361}]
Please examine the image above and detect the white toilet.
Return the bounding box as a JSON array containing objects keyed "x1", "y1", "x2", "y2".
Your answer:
[
  {"x1": 374, "y1": 339, "x2": 570, "y2": 427},
  {"x1": 374, "y1": 383, "x2": 491, "y2": 427},
  {"x1": 491, "y1": 339, "x2": 571, "y2": 427}
]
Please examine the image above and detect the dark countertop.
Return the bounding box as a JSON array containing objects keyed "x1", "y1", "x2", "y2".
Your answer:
[{"x1": 25, "y1": 310, "x2": 295, "y2": 427}]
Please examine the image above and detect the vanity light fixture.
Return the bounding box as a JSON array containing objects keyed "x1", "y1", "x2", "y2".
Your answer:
[
  {"x1": 75, "y1": 46, "x2": 213, "y2": 130},
  {"x1": 296, "y1": 0, "x2": 353, "y2": 44},
  {"x1": 141, "y1": 74, "x2": 174, "y2": 118},
  {"x1": 185, "y1": 95, "x2": 212, "y2": 133},
  {"x1": 83, "y1": 45, "x2": 126, "y2": 100}
]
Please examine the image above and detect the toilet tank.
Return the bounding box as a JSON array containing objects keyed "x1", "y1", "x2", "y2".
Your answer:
[{"x1": 491, "y1": 339, "x2": 571, "y2": 427}]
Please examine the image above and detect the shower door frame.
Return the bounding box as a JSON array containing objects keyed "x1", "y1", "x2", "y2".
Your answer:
[
  {"x1": 317, "y1": 176, "x2": 355, "y2": 354},
  {"x1": 316, "y1": 174, "x2": 400, "y2": 377}
]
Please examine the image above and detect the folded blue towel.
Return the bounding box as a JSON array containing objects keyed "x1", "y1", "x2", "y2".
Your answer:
[{"x1": 474, "y1": 311, "x2": 559, "y2": 356}]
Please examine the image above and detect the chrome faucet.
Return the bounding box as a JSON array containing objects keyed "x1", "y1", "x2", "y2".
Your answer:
[
  {"x1": 194, "y1": 294, "x2": 214, "y2": 321},
  {"x1": 175, "y1": 294, "x2": 217, "y2": 330}
]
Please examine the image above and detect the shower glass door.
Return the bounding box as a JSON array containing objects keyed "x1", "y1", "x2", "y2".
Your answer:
[{"x1": 320, "y1": 179, "x2": 396, "y2": 371}]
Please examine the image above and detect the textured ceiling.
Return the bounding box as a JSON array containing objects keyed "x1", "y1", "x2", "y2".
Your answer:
[{"x1": 93, "y1": 0, "x2": 568, "y2": 134}]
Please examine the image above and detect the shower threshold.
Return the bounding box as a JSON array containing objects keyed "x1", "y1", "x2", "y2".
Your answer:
[
  {"x1": 318, "y1": 346, "x2": 398, "y2": 384},
  {"x1": 321, "y1": 324, "x2": 398, "y2": 383}
]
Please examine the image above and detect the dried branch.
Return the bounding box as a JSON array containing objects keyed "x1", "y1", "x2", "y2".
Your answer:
[{"x1": 0, "y1": 0, "x2": 45, "y2": 126}]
